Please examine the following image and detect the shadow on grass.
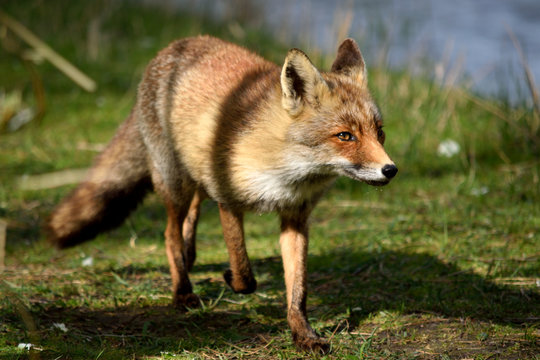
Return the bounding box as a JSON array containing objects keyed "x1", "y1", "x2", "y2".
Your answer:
[
  {"x1": 189, "y1": 251, "x2": 539, "y2": 324},
  {"x1": 3, "y1": 249, "x2": 538, "y2": 358},
  {"x1": 1, "y1": 303, "x2": 280, "y2": 359},
  {"x1": 301, "y1": 250, "x2": 539, "y2": 326}
]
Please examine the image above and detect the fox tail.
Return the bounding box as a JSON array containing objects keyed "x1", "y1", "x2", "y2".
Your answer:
[{"x1": 46, "y1": 115, "x2": 152, "y2": 248}]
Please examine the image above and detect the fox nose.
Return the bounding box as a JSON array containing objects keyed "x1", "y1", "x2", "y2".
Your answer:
[{"x1": 382, "y1": 164, "x2": 398, "y2": 179}]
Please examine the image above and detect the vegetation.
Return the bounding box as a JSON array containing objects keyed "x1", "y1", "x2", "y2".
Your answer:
[{"x1": 1, "y1": 1, "x2": 538, "y2": 359}]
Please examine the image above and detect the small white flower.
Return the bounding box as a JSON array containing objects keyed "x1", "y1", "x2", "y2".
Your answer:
[
  {"x1": 471, "y1": 186, "x2": 489, "y2": 196},
  {"x1": 437, "y1": 139, "x2": 460, "y2": 157},
  {"x1": 95, "y1": 97, "x2": 106, "y2": 108},
  {"x1": 52, "y1": 323, "x2": 68, "y2": 332},
  {"x1": 18, "y1": 343, "x2": 33, "y2": 350},
  {"x1": 396, "y1": 215, "x2": 408, "y2": 222},
  {"x1": 8, "y1": 108, "x2": 35, "y2": 132},
  {"x1": 82, "y1": 256, "x2": 94, "y2": 267}
]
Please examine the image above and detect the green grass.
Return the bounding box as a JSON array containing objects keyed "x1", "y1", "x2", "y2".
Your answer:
[{"x1": 1, "y1": 1, "x2": 539, "y2": 359}]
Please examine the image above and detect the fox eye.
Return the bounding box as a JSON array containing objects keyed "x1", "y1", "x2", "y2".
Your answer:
[
  {"x1": 336, "y1": 131, "x2": 356, "y2": 141},
  {"x1": 377, "y1": 128, "x2": 386, "y2": 144}
]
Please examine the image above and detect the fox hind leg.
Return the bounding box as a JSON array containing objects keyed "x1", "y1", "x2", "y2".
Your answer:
[
  {"x1": 164, "y1": 198, "x2": 200, "y2": 309},
  {"x1": 182, "y1": 188, "x2": 205, "y2": 272},
  {"x1": 150, "y1": 164, "x2": 199, "y2": 309}
]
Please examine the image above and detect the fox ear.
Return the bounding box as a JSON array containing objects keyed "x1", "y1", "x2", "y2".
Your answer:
[
  {"x1": 331, "y1": 38, "x2": 366, "y2": 82},
  {"x1": 281, "y1": 48, "x2": 327, "y2": 116}
]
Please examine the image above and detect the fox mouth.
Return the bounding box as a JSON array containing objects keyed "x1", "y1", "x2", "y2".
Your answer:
[
  {"x1": 339, "y1": 166, "x2": 391, "y2": 186},
  {"x1": 365, "y1": 179, "x2": 390, "y2": 186}
]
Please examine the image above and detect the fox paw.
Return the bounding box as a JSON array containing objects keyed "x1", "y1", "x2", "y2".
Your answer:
[
  {"x1": 173, "y1": 293, "x2": 200, "y2": 310},
  {"x1": 223, "y1": 269, "x2": 257, "y2": 294},
  {"x1": 293, "y1": 334, "x2": 330, "y2": 354}
]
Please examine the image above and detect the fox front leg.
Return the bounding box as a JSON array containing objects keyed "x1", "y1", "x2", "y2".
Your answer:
[
  {"x1": 280, "y1": 213, "x2": 330, "y2": 354},
  {"x1": 218, "y1": 203, "x2": 257, "y2": 294},
  {"x1": 182, "y1": 189, "x2": 205, "y2": 271}
]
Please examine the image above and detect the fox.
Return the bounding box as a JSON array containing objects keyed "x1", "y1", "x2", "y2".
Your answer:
[{"x1": 47, "y1": 35, "x2": 397, "y2": 353}]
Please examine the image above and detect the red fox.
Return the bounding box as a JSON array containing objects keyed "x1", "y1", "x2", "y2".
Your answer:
[{"x1": 47, "y1": 35, "x2": 397, "y2": 353}]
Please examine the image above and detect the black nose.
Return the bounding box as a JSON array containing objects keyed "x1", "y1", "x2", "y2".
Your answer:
[{"x1": 382, "y1": 164, "x2": 398, "y2": 179}]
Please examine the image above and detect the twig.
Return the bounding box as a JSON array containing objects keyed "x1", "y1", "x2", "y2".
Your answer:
[
  {"x1": 0, "y1": 10, "x2": 96, "y2": 92},
  {"x1": 505, "y1": 24, "x2": 540, "y2": 131},
  {"x1": 1, "y1": 281, "x2": 41, "y2": 360},
  {"x1": 18, "y1": 168, "x2": 89, "y2": 190},
  {"x1": 22, "y1": 59, "x2": 46, "y2": 124},
  {"x1": 329, "y1": 319, "x2": 349, "y2": 342},
  {"x1": 0, "y1": 218, "x2": 6, "y2": 272}
]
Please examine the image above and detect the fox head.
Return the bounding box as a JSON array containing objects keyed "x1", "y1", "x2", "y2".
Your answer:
[{"x1": 280, "y1": 38, "x2": 397, "y2": 186}]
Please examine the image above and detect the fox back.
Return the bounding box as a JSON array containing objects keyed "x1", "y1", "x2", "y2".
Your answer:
[{"x1": 135, "y1": 35, "x2": 395, "y2": 213}]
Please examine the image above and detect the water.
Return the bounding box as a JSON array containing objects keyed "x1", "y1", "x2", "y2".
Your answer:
[{"x1": 171, "y1": 0, "x2": 540, "y2": 102}]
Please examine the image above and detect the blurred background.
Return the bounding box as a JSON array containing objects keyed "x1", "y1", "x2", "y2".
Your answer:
[
  {"x1": 174, "y1": 0, "x2": 540, "y2": 103},
  {"x1": 1, "y1": 0, "x2": 539, "y2": 181}
]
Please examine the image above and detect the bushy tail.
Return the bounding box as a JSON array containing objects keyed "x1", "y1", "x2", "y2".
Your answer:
[{"x1": 47, "y1": 114, "x2": 152, "y2": 248}]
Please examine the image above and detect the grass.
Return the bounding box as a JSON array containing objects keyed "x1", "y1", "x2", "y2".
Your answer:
[{"x1": 1, "y1": 1, "x2": 539, "y2": 359}]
